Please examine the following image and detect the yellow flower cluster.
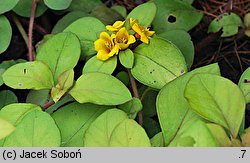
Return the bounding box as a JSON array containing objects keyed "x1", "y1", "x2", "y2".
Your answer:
[{"x1": 94, "y1": 18, "x2": 155, "y2": 61}]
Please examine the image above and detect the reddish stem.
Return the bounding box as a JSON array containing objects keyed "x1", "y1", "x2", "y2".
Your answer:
[{"x1": 28, "y1": 0, "x2": 39, "y2": 61}]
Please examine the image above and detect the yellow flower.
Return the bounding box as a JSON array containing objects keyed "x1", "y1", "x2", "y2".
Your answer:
[
  {"x1": 115, "y1": 27, "x2": 136, "y2": 50},
  {"x1": 130, "y1": 18, "x2": 155, "y2": 44},
  {"x1": 94, "y1": 32, "x2": 120, "y2": 61},
  {"x1": 106, "y1": 21, "x2": 125, "y2": 32}
]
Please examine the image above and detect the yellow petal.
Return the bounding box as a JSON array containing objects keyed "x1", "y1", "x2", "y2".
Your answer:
[
  {"x1": 140, "y1": 34, "x2": 149, "y2": 44},
  {"x1": 108, "y1": 44, "x2": 120, "y2": 56},
  {"x1": 97, "y1": 50, "x2": 110, "y2": 61},
  {"x1": 146, "y1": 30, "x2": 155, "y2": 37},
  {"x1": 100, "y1": 32, "x2": 111, "y2": 41},
  {"x1": 118, "y1": 43, "x2": 129, "y2": 50},
  {"x1": 127, "y1": 35, "x2": 136, "y2": 45},
  {"x1": 106, "y1": 25, "x2": 118, "y2": 32},
  {"x1": 94, "y1": 39, "x2": 106, "y2": 51},
  {"x1": 132, "y1": 24, "x2": 144, "y2": 36},
  {"x1": 113, "y1": 21, "x2": 125, "y2": 28}
]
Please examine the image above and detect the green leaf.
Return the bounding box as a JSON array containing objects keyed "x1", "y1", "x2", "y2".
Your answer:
[
  {"x1": 207, "y1": 123, "x2": 231, "y2": 147},
  {"x1": 131, "y1": 37, "x2": 187, "y2": 89},
  {"x1": 150, "y1": 132, "x2": 164, "y2": 147},
  {"x1": 158, "y1": 30, "x2": 194, "y2": 69},
  {"x1": 241, "y1": 127, "x2": 250, "y2": 147},
  {"x1": 178, "y1": 0, "x2": 194, "y2": 4},
  {"x1": 69, "y1": 72, "x2": 132, "y2": 105},
  {"x1": 208, "y1": 13, "x2": 243, "y2": 37},
  {"x1": 244, "y1": 13, "x2": 250, "y2": 37},
  {"x1": 156, "y1": 63, "x2": 220, "y2": 145},
  {"x1": 82, "y1": 56, "x2": 117, "y2": 75},
  {"x1": 141, "y1": 89, "x2": 158, "y2": 117},
  {"x1": 51, "y1": 102, "x2": 109, "y2": 146},
  {"x1": 0, "y1": 60, "x2": 20, "y2": 86},
  {"x1": 152, "y1": 0, "x2": 203, "y2": 33},
  {"x1": 91, "y1": 5, "x2": 124, "y2": 25},
  {"x1": 116, "y1": 71, "x2": 129, "y2": 86},
  {"x1": 26, "y1": 89, "x2": 50, "y2": 106},
  {"x1": 117, "y1": 98, "x2": 142, "y2": 119},
  {"x1": 3, "y1": 61, "x2": 54, "y2": 90},
  {"x1": 13, "y1": 0, "x2": 48, "y2": 17},
  {"x1": 4, "y1": 110, "x2": 61, "y2": 147},
  {"x1": 143, "y1": 117, "x2": 161, "y2": 138},
  {"x1": 111, "y1": 5, "x2": 127, "y2": 18},
  {"x1": 68, "y1": 0, "x2": 103, "y2": 13},
  {"x1": 64, "y1": 17, "x2": 106, "y2": 57},
  {"x1": 44, "y1": 0, "x2": 72, "y2": 10},
  {"x1": 51, "y1": 69, "x2": 74, "y2": 103},
  {"x1": 0, "y1": 0, "x2": 19, "y2": 14},
  {"x1": 238, "y1": 67, "x2": 250, "y2": 103},
  {"x1": 45, "y1": 95, "x2": 74, "y2": 114},
  {"x1": 0, "y1": 103, "x2": 41, "y2": 146},
  {"x1": 52, "y1": 11, "x2": 88, "y2": 34},
  {"x1": 119, "y1": 49, "x2": 134, "y2": 69},
  {"x1": 0, "y1": 15, "x2": 12, "y2": 54},
  {"x1": 84, "y1": 109, "x2": 128, "y2": 147},
  {"x1": 0, "y1": 103, "x2": 41, "y2": 125},
  {"x1": 0, "y1": 90, "x2": 18, "y2": 110},
  {"x1": 168, "y1": 112, "x2": 217, "y2": 147},
  {"x1": 36, "y1": 32, "x2": 81, "y2": 83},
  {"x1": 109, "y1": 119, "x2": 151, "y2": 147},
  {"x1": 126, "y1": 2, "x2": 156, "y2": 27},
  {"x1": 184, "y1": 74, "x2": 245, "y2": 138},
  {"x1": 0, "y1": 118, "x2": 15, "y2": 140}
]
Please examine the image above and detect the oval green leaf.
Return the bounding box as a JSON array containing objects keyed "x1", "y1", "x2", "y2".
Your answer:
[
  {"x1": 0, "y1": 15, "x2": 12, "y2": 54},
  {"x1": 119, "y1": 49, "x2": 134, "y2": 69},
  {"x1": 3, "y1": 61, "x2": 54, "y2": 90},
  {"x1": 51, "y1": 102, "x2": 109, "y2": 146},
  {"x1": 0, "y1": 0, "x2": 19, "y2": 14},
  {"x1": 131, "y1": 37, "x2": 187, "y2": 89},
  {"x1": 52, "y1": 11, "x2": 88, "y2": 34},
  {"x1": 208, "y1": 13, "x2": 243, "y2": 37},
  {"x1": 126, "y1": 2, "x2": 156, "y2": 27},
  {"x1": 69, "y1": 72, "x2": 132, "y2": 105},
  {"x1": 207, "y1": 123, "x2": 231, "y2": 147},
  {"x1": 156, "y1": 63, "x2": 220, "y2": 145},
  {"x1": 152, "y1": 0, "x2": 203, "y2": 33},
  {"x1": 64, "y1": 17, "x2": 106, "y2": 57},
  {"x1": 68, "y1": 0, "x2": 103, "y2": 13},
  {"x1": 168, "y1": 111, "x2": 217, "y2": 147},
  {"x1": 150, "y1": 132, "x2": 164, "y2": 147},
  {"x1": 26, "y1": 89, "x2": 50, "y2": 106},
  {"x1": 4, "y1": 110, "x2": 61, "y2": 147},
  {"x1": 36, "y1": 32, "x2": 81, "y2": 83},
  {"x1": 238, "y1": 67, "x2": 250, "y2": 103},
  {"x1": 141, "y1": 89, "x2": 158, "y2": 117},
  {"x1": 0, "y1": 103, "x2": 41, "y2": 125},
  {"x1": 117, "y1": 97, "x2": 142, "y2": 119},
  {"x1": 158, "y1": 30, "x2": 194, "y2": 69},
  {"x1": 109, "y1": 119, "x2": 151, "y2": 147},
  {"x1": 184, "y1": 74, "x2": 245, "y2": 138},
  {"x1": 82, "y1": 55, "x2": 117, "y2": 75},
  {"x1": 84, "y1": 109, "x2": 128, "y2": 147},
  {"x1": 0, "y1": 90, "x2": 18, "y2": 110},
  {"x1": 51, "y1": 69, "x2": 74, "y2": 103},
  {"x1": 0, "y1": 118, "x2": 15, "y2": 140},
  {"x1": 44, "y1": 0, "x2": 72, "y2": 10},
  {"x1": 13, "y1": 0, "x2": 47, "y2": 17}
]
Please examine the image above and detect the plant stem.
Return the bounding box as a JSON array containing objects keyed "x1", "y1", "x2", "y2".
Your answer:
[
  {"x1": 28, "y1": 0, "x2": 39, "y2": 61},
  {"x1": 11, "y1": 14, "x2": 29, "y2": 49},
  {"x1": 127, "y1": 69, "x2": 143, "y2": 126},
  {"x1": 42, "y1": 101, "x2": 55, "y2": 111}
]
